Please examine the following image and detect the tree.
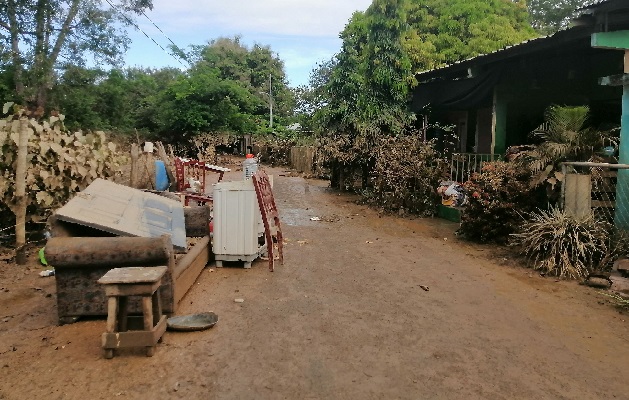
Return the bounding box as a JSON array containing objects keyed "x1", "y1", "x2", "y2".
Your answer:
[
  {"x1": 292, "y1": 58, "x2": 336, "y2": 132},
  {"x1": 0, "y1": 0, "x2": 153, "y2": 111},
  {"x1": 315, "y1": 0, "x2": 538, "y2": 189},
  {"x1": 49, "y1": 66, "x2": 106, "y2": 130},
  {"x1": 159, "y1": 37, "x2": 294, "y2": 140},
  {"x1": 527, "y1": 0, "x2": 591, "y2": 34},
  {"x1": 405, "y1": 0, "x2": 537, "y2": 69}
]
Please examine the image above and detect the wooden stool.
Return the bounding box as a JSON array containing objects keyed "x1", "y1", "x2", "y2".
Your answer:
[{"x1": 97, "y1": 266, "x2": 168, "y2": 359}]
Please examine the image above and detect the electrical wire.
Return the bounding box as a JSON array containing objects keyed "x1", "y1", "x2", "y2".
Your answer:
[
  {"x1": 140, "y1": 10, "x2": 185, "y2": 57},
  {"x1": 103, "y1": 0, "x2": 189, "y2": 68}
]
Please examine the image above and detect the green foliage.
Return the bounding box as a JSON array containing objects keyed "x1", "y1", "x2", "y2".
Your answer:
[
  {"x1": 516, "y1": 105, "x2": 616, "y2": 188},
  {"x1": 512, "y1": 207, "x2": 621, "y2": 279},
  {"x1": 369, "y1": 135, "x2": 444, "y2": 216},
  {"x1": 405, "y1": 0, "x2": 536, "y2": 70},
  {"x1": 0, "y1": 106, "x2": 124, "y2": 227},
  {"x1": 459, "y1": 161, "x2": 536, "y2": 244},
  {"x1": 1, "y1": 0, "x2": 153, "y2": 110},
  {"x1": 316, "y1": 0, "x2": 538, "y2": 181},
  {"x1": 527, "y1": 0, "x2": 591, "y2": 34},
  {"x1": 317, "y1": 2, "x2": 416, "y2": 172},
  {"x1": 48, "y1": 66, "x2": 184, "y2": 134},
  {"x1": 159, "y1": 37, "x2": 294, "y2": 141}
]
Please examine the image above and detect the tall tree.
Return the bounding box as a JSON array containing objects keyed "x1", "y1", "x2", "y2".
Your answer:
[
  {"x1": 159, "y1": 37, "x2": 294, "y2": 139},
  {"x1": 0, "y1": 0, "x2": 153, "y2": 110},
  {"x1": 527, "y1": 0, "x2": 590, "y2": 34},
  {"x1": 316, "y1": 0, "x2": 538, "y2": 186},
  {"x1": 406, "y1": 0, "x2": 537, "y2": 70}
]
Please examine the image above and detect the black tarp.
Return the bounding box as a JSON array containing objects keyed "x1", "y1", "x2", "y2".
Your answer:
[{"x1": 410, "y1": 66, "x2": 503, "y2": 112}]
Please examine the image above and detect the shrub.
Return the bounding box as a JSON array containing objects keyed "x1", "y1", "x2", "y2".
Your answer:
[
  {"x1": 458, "y1": 161, "x2": 536, "y2": 243},
  {"x1": 0, "y1": 108, "x2": 124, "y2": 230},
  {"x1": 512, "y1": 207, "x2": 620, "y2": 279},
  {"x1": 370, "y1": 135, "x2": 445, "y2": 216}
]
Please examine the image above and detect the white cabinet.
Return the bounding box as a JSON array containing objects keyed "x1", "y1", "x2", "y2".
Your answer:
[{"x1": 212, "y1": 180, "x2": 263, "y2": 268}]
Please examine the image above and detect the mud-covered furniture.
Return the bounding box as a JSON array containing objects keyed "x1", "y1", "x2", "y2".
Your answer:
[
  {"x1": 99, "y1": 266, "x2": 168, "y2": 358},
  {"x1": 45, "y1": 214, "x2": 211, "y2": 325}
]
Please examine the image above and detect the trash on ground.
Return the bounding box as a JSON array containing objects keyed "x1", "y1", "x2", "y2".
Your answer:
[
  {"x1": 39, "y1": 247, "x2": 47, "y2": 265},
  {"x1": 584, "y1": 274, "x2": 612, "y2": 289},
  {"x1": 234, "y1": 298, "x2": 244, "y2": 303},
  {"x1": 310, "y1": 217, "x2": 321, "y2": 221},
  {"x1": 419, "y1": 285, "x2": 430, "y2": 291},
  {"x1": 39, "y1": 269, "x2": 55, "y2": 277},
  {"x1": 167, "y1": 312, "x2": 218, "y2": 332}
]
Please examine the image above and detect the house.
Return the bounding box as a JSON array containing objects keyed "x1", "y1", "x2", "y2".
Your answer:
[{"x1": 411, "y1": 0, "x2": 629, "y2": 164}]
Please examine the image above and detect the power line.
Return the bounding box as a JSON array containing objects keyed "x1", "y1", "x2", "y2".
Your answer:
[
  {"x1": 103, "y1": 0, "x2": 189, "y2": 69},
  {"x1": 140, "y1": 10, "x2": 184, "y2": 56}
]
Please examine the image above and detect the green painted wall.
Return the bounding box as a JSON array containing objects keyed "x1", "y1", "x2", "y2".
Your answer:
[{"x1": 591, "y1": 31, "x2": 629, "y2": 50}]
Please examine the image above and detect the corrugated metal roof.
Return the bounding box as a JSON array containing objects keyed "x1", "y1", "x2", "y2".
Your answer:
[
  {"x1": 415, "y1": 0, "x2": 626, "y2": 79},
  {"x1": 55, "y1": 178, "x2": 187, "y2": 252},
  {"x1": 415, "y1": 34, "x2": 553, "y2": 77}
]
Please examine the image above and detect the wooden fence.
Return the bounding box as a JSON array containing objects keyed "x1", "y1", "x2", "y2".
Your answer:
[{"x1": 290, "y1": 146, "x2": 316, "y2": 174}]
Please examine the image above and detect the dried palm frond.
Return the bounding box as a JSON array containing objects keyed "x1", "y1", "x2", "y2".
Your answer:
[
  {"x1": 512, "y1": 207, "x2": 614, "y2": 280},
  {"x1": 599, "y1": 291, "x2": 629, "y2": 309}
]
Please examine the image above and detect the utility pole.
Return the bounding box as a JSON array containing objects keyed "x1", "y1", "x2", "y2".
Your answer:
[{"x1": 269, "y1": 73, "x2": 273, "y2": 129}]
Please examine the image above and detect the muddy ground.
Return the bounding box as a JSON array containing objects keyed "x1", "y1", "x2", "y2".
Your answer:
[{"x1": 1, "y1": 165, "x2": 629, "y2": 400}]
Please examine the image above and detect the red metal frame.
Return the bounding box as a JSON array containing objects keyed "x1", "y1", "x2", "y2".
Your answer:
[
  {"x1": 252, "y1": 170, "x2": 283, "y2": 272},
  {"x1": 172, "y1": 157, "x2": 230, "y2": 206}
]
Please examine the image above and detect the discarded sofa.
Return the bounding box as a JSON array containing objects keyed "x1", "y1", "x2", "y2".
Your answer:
[{"x1": 44, "y1": 178, "x2": 212, "y2": 324}]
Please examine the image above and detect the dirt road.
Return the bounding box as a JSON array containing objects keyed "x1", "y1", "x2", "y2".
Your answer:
[{"x1": 1, "y1": 167, "x2": 629, "y2": 399}]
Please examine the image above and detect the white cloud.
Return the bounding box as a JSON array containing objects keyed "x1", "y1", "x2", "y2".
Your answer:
[
  {"x1": 146, "y1": 0, "x2": 372, "y2": 37},
  {"x1": 125, "y1": 0, "x2": 373, "y2": 86}
]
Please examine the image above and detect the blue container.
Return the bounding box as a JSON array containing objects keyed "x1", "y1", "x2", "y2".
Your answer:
[{"x1": 155, "y1": 160, "x2": 170, "y2": 191}]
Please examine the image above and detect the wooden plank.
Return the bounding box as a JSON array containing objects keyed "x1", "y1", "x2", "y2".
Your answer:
[
  {"x1": 599, "y1": 74, "x2": 629, "y2": 87},
  {"x1": 591, "y1": 183, "x2": 616, "y2": 192},
  {"x1": 173, "y1": 236, "x2": 210, "y2": 305},
  {"x1": 103, "y1": 282, "x2": 161, "y2": 297},
  {"x1": 98, "y1": 266, "x2": 167, "y2": 285},
  {"x1": 102, "y1": 316, "x2": 166, "y2": 349},
  {"x1": 184, "y1": 206, "x2": 211, "y2": 237},
  {"x1": 592, "y1": 200, "x2": 616, "y2": 208}
]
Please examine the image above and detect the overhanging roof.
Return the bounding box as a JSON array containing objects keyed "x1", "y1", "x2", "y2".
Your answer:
[{"x1": 415, "y1": 0, "x2": 629, "y2": 82}]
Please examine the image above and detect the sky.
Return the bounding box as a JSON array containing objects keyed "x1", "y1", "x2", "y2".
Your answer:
[{"x1": 123, "y1": 0, "x2": 374, "y2": 87}]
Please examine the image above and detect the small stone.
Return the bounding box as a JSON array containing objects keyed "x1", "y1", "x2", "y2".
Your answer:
[{"x1": 234, "y1": 298, "x2": 244, "y2": 303}]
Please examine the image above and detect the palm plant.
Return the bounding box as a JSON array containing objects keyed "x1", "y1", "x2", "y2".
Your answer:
[{"x1": 519, "y1": 105, "x2": 616, "y2": 187}]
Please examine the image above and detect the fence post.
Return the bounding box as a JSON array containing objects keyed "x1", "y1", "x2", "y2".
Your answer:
[
  {"x1": 560, "y1": 163, "x2": 567, "y2": 211},
  {"x1": 15, "y1": 117, "x2": 28, "y2": 264}
]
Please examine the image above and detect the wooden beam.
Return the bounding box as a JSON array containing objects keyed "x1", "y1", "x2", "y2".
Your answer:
[
  {"x1": 591, "y1": 31, "x2": 629, "y2": 50},
  {"x1": 599, "y1": 74, "x2": 629, "y2": 87}
]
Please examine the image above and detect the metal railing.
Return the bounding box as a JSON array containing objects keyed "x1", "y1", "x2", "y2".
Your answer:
[
  {"x1": 560, "y1": 162, "x2": 629, "y2": 230},
  {"x1": 449, "y1": 153, "x2": 501, "y2": 183}
]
